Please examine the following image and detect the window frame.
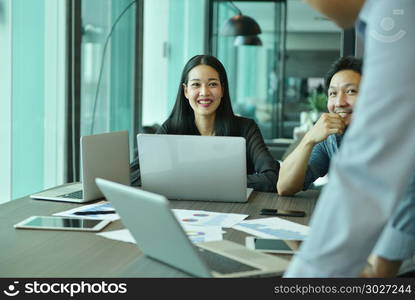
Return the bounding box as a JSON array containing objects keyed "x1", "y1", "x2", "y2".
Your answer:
[{"x1": 67, "y1": 0, "x2": 144, "y2": 179}]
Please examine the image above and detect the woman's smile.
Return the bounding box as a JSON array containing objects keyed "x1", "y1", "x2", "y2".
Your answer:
[{"x1": 197, "y1": 98, "x2": 214, "y2": 107}]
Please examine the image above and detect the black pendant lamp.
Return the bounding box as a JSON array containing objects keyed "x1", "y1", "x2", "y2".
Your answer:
[
  {"x1": 234, "y1": 35, "x2": 262, "y2": 46},
  {"x1": 221, "y1": 1, "x2": 262, "y2": 46}
]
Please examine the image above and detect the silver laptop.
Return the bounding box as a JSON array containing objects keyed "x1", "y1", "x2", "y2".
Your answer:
[
  {"x1": 137, "y1": 134, "x2": 251, "y2": 202},
  {"x1": 30, "y1": 131, "x2": 130, "y2": 203},
  {"x1": 96, "y1": 178, "x2": 288, "y2": 278}
]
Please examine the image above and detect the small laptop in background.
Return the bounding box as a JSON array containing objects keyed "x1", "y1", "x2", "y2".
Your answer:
[
  {"x1": 30, "y1": 131, "x2": 130, "y2": 203},
  {"x1": 96, "y1": 178, "x2": 288, "y2": 278},
  {"x1": 137, "y1": 134, "x2": 251, "y2": 202}
]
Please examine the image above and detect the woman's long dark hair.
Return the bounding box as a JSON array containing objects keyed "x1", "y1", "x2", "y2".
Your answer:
[{"x1": 166, "y1": 55, "x2": 236, "y2": 136}]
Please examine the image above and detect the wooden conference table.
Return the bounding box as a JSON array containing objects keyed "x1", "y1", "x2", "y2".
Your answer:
[{"x1": 0, "y1": 189, "x2": 320, "y2": 277}]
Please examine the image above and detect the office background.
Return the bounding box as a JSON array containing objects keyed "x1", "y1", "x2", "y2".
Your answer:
[{"x1": 0, "y1": 0, "x2": 353, "y2": 202}]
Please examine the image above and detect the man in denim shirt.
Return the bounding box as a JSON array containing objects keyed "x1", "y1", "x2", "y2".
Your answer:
[{"x1": 278, "y1": 56, "x2": 362, "y2": 195}]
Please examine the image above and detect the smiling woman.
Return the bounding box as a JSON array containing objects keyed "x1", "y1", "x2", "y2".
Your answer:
[
  {"x1": 131, "y1": 55, "x2": 280, "y2": 193},
  {"x1": 183, "y1": 64, "x2": 223, "y2": 135},
  {"x1": 164, "y1": 55, "x2": 235, "y2": 137}
]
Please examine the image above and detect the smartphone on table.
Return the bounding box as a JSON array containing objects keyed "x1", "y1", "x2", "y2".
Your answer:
[
  {"x1": 260, "y1": 208, "x2": 305, "y2": 217},
  {"x1": 245, "y1": 237, "x2": 302, "y2": 254},
  {"x1": 14, "y1": 216, "x2": 110, "y2": 232}
]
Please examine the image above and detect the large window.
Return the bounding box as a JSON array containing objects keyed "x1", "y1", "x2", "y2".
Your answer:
[
  {"x1": 0, "y1": 0, "x2": 12, "y2": 202},
  {"x1": 283, "y1": 0, "x2": 341, "y2": 138},
  {"x1": 0, "y1": 0, "x2": 344, "y2": 202},
  {"x1": 0, "y1": 0, "x2": 66, "y2": 202},
  {"x1": 141, "y1": 0, "x2": 206, "y2": 128},
  {"x1": 80, "y1": 0, "x2": 138, "y2": 156},
  {"x1": 0, "y1": 0, "x2": 140, "y2": 201},
  {"x1": 209, "y1": 0, "x2": 341, "y2": 141},
  {"x1": 210, "y1": 0, "x2": 286, "y2": 139}
]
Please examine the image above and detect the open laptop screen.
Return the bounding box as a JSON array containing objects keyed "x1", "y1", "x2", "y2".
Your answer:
[{"x1": 137, "y1": 134, "x2": 247, "y2": 202}]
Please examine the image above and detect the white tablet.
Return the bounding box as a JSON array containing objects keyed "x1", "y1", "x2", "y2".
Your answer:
[{"x1": 14, "y1": 216, "x2": 111, "y2": 232}]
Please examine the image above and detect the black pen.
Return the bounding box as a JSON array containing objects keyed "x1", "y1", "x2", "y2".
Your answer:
[
  {"x1": 260, "y1": 208, "x2": 305, "y2": 217},
  {"x1": 74, "y1": 210, "x2": 116, "y2": 215}
]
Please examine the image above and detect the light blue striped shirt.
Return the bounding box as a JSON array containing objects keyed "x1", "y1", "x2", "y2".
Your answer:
[{"x1": 286, "y1": 0, "x2": 415, "y2": 277}]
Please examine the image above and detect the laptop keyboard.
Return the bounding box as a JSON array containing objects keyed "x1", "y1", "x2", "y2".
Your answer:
[
  {"x1": 59, "y1": 190, "x2": 83, "y2": 199},
  {"x1": 196, "y1": 248, "x2": 258, "y2": 274}
]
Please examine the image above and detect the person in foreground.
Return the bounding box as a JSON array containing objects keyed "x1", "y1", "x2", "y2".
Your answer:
[
  {"x1": 278, "y1": 55, "x2": 415, "y2": 277},
  {"x1": 277, "y1": 56, "x2": 362, "y2": 196},
  {"x1": 132, "y1": 54, "x2": 279, "y2": 193},
  {"x1": 284, "y1": 0, "x2": 415, "y2": 277}
]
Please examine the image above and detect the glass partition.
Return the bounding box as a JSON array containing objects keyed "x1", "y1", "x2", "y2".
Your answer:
[
  {"x1": 11, "y1": 0, "x2": 45, "y2": 199},
  {"x1": 210, "y1": 0, "x2": 286, "y2": 139},
  {"x1": 141, "y1": 0, "x2": 206, "y2": 128},
  {"x1": 80, "y1": 0, "x2": 136, "y2": 153},
  {"x1": 283, "y1": 0, "x2": 341, "y2": 138},
  {"x1": 210, "y1": 0, "x2": 341, "y2": 141},
  {"x1": 1, "y1": 0, "x2": 67, "y2": 200}
]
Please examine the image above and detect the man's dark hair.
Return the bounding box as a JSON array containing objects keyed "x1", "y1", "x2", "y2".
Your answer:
[{"x1": 324, "y1": 56, "x2": 363, "y2": 92}]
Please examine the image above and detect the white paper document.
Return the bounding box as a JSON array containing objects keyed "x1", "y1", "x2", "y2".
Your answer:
[
  {"x1": 172, "y1": 209, "x2": 248, "y2": 228},
  {"x1": 97, "y1": 229, "x2": 136, "y2": 244},
  {"x1": 97, "y1": 224, "x2": 223, "y2": 244},
  {"x1": 232, "y1": 217, "x2": 309, "y2": 240},
  {"x1": 53, "y1": 202, "x2": 120, "y2": 222},
  {"x1": 182, "y1": 224, "x2": 223, "y2": 243}
]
